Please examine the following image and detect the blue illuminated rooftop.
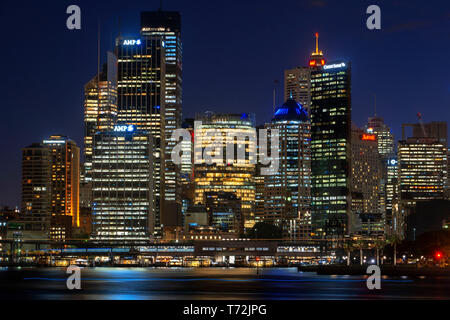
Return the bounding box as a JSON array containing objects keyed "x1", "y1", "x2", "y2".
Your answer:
[{"x1": 272, "y1": 99, "x2": 308, "y2": 122}]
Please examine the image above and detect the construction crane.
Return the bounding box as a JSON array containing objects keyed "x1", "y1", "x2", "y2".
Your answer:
[
  {"x1": 416, "y1": 112, "x2": 427, "y2": 137},
  {"x1": 401, "y1": 112, "x2": 427, "y2": 140}
]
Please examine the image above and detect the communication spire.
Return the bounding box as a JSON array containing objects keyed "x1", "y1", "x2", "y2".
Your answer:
[{"x1": 309, "y1": 32, "x2": 325, "y2": 67}]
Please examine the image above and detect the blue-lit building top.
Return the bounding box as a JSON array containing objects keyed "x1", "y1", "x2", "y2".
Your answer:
[{"x1": 272, "y1": 99, "x2": 309, "y2": 122}]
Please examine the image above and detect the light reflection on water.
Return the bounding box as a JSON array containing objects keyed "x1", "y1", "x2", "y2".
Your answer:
[{"x1": 0, "y1": 267, "x2": 448, "y2": 300}]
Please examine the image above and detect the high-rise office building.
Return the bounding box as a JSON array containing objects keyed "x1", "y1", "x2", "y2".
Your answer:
[
  {"x1": 350, "y1": 125, "x2": 382, "y2": 235},
  {"x1": 397, "y1": 137, "x2": 447, "y2": 235},
  {"x1": 284, "y1": 33, "x2": 326, "y2": 113},
  {"x1": 398, "y1": 137, "x2": 447, "y2": 201},
  {"x1": 264, "y1": 98, "x2": 311, "y2": 239},
  {"x1": 21, "y1": 143, "x2": 51, "y2": 233},
  {"x1": 194, "y1": 112, "x2": 256, "y2": 228},
  {"x1": 365, "y1": 115, "x2": 395, "y2": 230},
  {"x1": 310, "y1": 61, "x2": 351, "y2": 239},
  {"x1": 91, "y1": 124, "x2": 154, "y2": 242},
  {"x1": 116, "y1": 28, "x2": 165, "y2": 237},
  {"x1": 42, "y1": 136, "x2": 80, "y2": 240},
  {"x1": 115, "y1": 11, "x2": 183, "y2": 236},
  {"x1": 385, "y1": 156, "x2": 399, "y2": 233},
  {"x1": 141, "y1": 11, "x2": 183, "y2": 224},
  {"x1": 84, "y1": 52, "x2": 118, "y2": 183}
]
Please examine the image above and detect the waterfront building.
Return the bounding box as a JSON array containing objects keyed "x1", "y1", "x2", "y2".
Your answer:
[
  {"x1": 91, "y1": 125, "x2": 154, "y2": 242},
  {"x1": 310, "y1": 61, "x2": 352, "y2": 239},
  {"x1": 264, "y1": 99, "x2": 311, "y2": 239},
  {"x1": 194, "y1": 112, "x2": 256, "y2": 228}
]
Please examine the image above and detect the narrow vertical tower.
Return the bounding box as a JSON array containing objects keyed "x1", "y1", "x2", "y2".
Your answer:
[{"x1": 309, "y1": 33, "x2": 325, "y2": 67}]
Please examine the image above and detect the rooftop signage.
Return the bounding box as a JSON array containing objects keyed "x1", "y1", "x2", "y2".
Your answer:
[{"x1": 323, "y1": 62, "x2": 346, "y2": 70}]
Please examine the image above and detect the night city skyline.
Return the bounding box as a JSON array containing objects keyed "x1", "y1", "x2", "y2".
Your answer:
[
  {"x1": 1, "y1": 1, "x2": 450, "y2": 306},
  {"x1": 1, "y1": 0, "x2": 449, "y2": 207}
]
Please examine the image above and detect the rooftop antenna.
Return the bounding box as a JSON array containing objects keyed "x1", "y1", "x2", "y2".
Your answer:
[
  {"x1": 159, "y1": 0, "x2": 163, "y2": 11},
  {"x1": 315, "y1": 32, "x2": 319, "y2": 54},
  {"x1": 374, "y1": 94, "x2": 377, "y2": 117},
  {"x1": 97, "y1": 20, "x2": 101, "y2": 128},
  {"x1": 97, "y1": 20, "x2": 101, "y2": 82},
  {"x1": 273, "y1": 80, "x2": 278, "y2": 114}
]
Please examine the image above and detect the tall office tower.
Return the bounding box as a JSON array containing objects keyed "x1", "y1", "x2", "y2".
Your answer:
[
  {"x1": 284, "y1": 33, "x2": 326, "y2": 113},
  {"x1": 21, "y1": 143, "x2": 51, "y2": 234},
  {"x1": 116, "y1": 30, "x2": 165, "y2": 237},
  {"x1": 141, "y1": 11, "x2": 183, "y2": 226},
  {"x1": 194, "y1": 112, "x2": 256, "y2": 228},
  {"x1": 385, "y1": 156, "x2": 399, "y2": 233},
  {"x1": 83, "y1": 52, "x2": 118, "y2": 183},
  {"x1": 310, "y1": 61, "x2": 351, "y2": 239},
  {"x1": 365, "y1": 116, "x2": 395, "y2": 231},
  {"x1": 91, "y1": 124, "x2": 154, "y2": 242},
  {"x1": 397, "y1": 137, "x2": 447, "y2": 236},
  {"x1": 42, "y1": 136, "x2": 80, "y2": 240},
  {"x1": 264, "y1": 99, "x2": 311, "y2": 239},
  {"x1": 350, "y1": 126, "x2": 383, "y2": 235}
]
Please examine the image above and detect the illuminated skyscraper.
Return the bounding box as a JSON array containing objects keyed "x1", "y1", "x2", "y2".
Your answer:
[
  {"x1": 91, "y1": 124, "x2": 154, "y2": 242},
  {"x1": 115, "y1": 11, "x2": 183, "y2": 237},
  {"x1": 116, "y1": 31, "x2": 165, "y2": 237},
  {"x1": 397, "y1": 137, "x2": 447, "y2": 236},
  {"x1": 398, "y1": 138, "x2": 447, "y2": 202},
  {"x1": 42, "y1": 136, "x2": 80, "y2": 240},
  {"x1": 350, "y1": 125, "x2": 383, "y2": 236},
  {"x1": 22, "y1": 143, "x2": 51, "y2": 233},
  {"x1": 194, "y1": 112, "x2": 256, "y2": 228},
  {"x1": 83, "y1": 52, "x2": 118, "y2": 183},
  {"x1": 310, "y1": 61, "x2": 351, "y2": 239},
  {"x1": 141, "y1": 11, "x2": 183, "y2": 225},
  {"x1": 264, "y1": 99, "x2": 311, "y2": 239},
  {"x1": 364, "y1": 115, "x2": 395, "y2": 230}
]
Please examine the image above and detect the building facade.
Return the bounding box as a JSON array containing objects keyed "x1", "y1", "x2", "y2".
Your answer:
[
  {"x1": 141, "y1": 11, "x2": 183, "y2": 226},
  {"x1": 264, "y1": 99, "x2": 311, "y2": 239},
  {"x1": 194, "y1": 112, "x2": 256, "y2": 228},
  {"x1": 310, "y1": 61, "x2": 351, "y2": 239},
  {"x1": 397, "y1": 137, "x2": 447, "y2": 236},
  {"x1": 43, "y1": 136, "x2": 80, "y2": 240},
  {"x1": 91, "y1": 125, "x2": 154, "y2": 242}
]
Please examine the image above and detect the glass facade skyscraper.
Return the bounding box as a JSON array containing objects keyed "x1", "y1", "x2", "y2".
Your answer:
[
  {"x1": 116, "y1": 32, "x2": 165, "y2": 237},
  {"x1": 310, "y1": 61, "x2": 351, "y2": 239},
  {"x1": 91, "y1": 125, "x2": 154, "y2": 242},
  {"x1": 141, "y1": 11, "x2": 183, "y2": 225},
  {"x1": 264, "y1": 99, "x2": 311, "y2": 239}
]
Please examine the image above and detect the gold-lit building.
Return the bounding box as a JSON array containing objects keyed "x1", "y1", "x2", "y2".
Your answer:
[
  {"x1": 84, "y1": 52, "x2": 118, "y2": 183},
  {"x1": 43, "y1": 136, "x2": 80, "y2": 240},
  {"x1": 194, "y1": 113, "x2": 256, "y2": 228}
]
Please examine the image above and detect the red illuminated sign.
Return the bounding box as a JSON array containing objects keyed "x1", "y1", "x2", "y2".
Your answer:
[
  {"x1": 309, "y1": 60, "x2": 316, "y2": 66},
  {"x1": 361, "y1": 134, "x2": 377, "y2": 141}
]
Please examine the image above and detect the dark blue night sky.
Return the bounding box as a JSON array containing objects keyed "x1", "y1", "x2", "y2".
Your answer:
[{"x1": 0, "y1": 0, "x2": 449, "y2": 206}]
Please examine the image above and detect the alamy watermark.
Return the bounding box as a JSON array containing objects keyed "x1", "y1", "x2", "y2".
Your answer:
[{"x1": 170, "y1": 122, "x2": 280, "y2": 175}]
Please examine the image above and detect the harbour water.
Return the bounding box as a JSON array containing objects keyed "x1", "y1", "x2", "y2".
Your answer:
[{"x1": 0, "y1": 267, "x2": 449, "y2": 300}]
